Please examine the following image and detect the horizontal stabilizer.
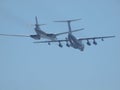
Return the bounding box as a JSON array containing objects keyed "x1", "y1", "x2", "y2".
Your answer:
[
  {"x1": 35, "y1": 24, "x2": 46, "y2": 26},
  {"x1": 54, "y1": 19, "x2": 81, "y2": 23}
]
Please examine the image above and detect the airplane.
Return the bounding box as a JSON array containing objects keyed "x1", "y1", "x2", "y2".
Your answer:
[
  {"x1": 34, "y1": 19, "x2": 115, "y2": 51},
  {"x1": 0, "y1": 16, "x2": 83, "y2": 41}
]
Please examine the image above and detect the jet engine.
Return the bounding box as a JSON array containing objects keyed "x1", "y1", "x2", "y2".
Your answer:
[
  {"x1": 93, "y1": 39, "x2": 97, "y2": 45},
  {"x1": 48, "y1": 42, "x2": 51, "y2": 45},
  {"x1": 30, "y1": 35, "x2": 41, "y2": 40},
  {"x1": 66, "y1": 43, "x2": 70, "y2": 47},
  {"x1": 101, "y1": 38, "x2": 104, "y2": 41},
  {"x1": 47, "y1": 34, "x2": 56, "y2": 39},
  {"x1": 65, "y1": 38, "x2": 70, "y2": 47},
  {"x1": 86, "y1": 40, "x2": 91, "y2": 46},
  {"x1": 58, "y1": 41, "x2": 63, "y2": 48}
]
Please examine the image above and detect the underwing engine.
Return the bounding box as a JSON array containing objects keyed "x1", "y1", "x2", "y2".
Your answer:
[
  {"x1": 87, "y1": 40, "x2": 91, "y2": 46},
  {"x1": 58, "y1": 41, "x2": 63, "y2": 48},
  {"x1": 30, "y1": 35, "x2": 41, "y2": 40},
  {"x1": 93, "y1": 39, "x2": 97, "y2": 45}
]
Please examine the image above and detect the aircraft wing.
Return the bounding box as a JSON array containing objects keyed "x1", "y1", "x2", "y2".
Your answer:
[
  {"x1": 55, "y1": 28, "x2": 84, "y2": 36},
  {"x1": 34, "y1": 39, "x2": 67, "y2": 43},
  {"x1": 34, "y1": 35, "x2": 115, "y2": 44},
  {"x1": 0, "y1": 34, "x2": 30, "y2": 37},
  {"x1": 78, "y1": 36, "x2": 115, "y2": 41}
]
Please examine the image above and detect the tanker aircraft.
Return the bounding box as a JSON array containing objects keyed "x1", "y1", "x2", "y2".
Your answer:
[{"x1": 34, "y1": 19, "x2": 115, "y2": 51}]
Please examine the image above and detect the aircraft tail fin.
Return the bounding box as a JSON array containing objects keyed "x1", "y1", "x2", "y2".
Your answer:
[
  {"x1": 35, "y1": 16, "x2": 39, "y2": 25},
  {"x1": 54, "y1": 19, "x2": 81, "y2": 33},
  {"x1": 35, "y1": 16, "x2": 46, "y2": 26}
]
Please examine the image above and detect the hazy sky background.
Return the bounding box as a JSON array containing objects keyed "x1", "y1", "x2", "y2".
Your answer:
[{"x1": 0, "y1": 0, "x2": 120, "y2": 90}]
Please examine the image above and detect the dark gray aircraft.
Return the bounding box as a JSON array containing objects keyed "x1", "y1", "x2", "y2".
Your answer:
[
  {"x1": 34, "y1": 19, "x2": 115, "y2": 51},
  {"x1": 0, "y1": 16, "x2": 82, "y2": 40}
]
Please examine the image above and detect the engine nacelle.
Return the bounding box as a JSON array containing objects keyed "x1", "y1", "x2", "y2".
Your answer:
[
  {"x1": 58, "y1": 42, "x2": 63, "y2": 48},
  {"x1": 66, "y1": 43, "x2": 70, "y2": 47},
  {"x1": 87, "y1": 40, "x2": 91, "y2": 46},
  {"x1": 93, "y1": 39, "x2": 97, "y2": 45},
  {"x1": 48, "y1": 42, "x2": 51, "y2": 45},
  {"x1": 47, "y1": 34, "x2": 56, "y2": 39},
  {"x1": 30, "y1": 35, "x2": 41, "y2": 40},
  {"x1": 101, "y1": 38, "x2": 104, "y2": 41},
  {"x1": 65, "y1": 38, "x2": 70, "y2": 47}
]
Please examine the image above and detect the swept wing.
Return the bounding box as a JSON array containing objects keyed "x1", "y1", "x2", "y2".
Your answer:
[
  {"x1": 34, "y1": 35, "x2": 115, "y2": 43},
  {"x1": 78, "y1": 36, "x2": 115, "y2": 41},
  {"x1": 0, "y1": 34, "x2": 30, "y2": 37}
]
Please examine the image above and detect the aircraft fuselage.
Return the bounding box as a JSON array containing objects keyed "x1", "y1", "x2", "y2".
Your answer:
[
  {"x1": 32, "y1": 21, "x2": 57, "y2": 41},
  {"x1": 68, "y1": 33, "x2": 84, "y2": 51}
]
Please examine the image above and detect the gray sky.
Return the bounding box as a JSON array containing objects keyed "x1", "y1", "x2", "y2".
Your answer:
[{"x1": 0, "y1": 0, "x2": 120, "y2": 90}]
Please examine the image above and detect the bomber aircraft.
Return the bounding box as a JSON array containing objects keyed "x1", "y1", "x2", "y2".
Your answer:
[
  {"x1": 34, "y1": 19, "x2": 115, "y2": 51},
  {"x1": 0, "y1": 16, "x2": 83, "y2": 41}
]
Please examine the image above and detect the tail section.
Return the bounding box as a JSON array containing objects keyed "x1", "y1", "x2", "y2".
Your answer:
[
  {"x1": 54, "y1": 19, "x2": 81, "y2": 33},
  {"x1": 35, "y1": 16, "x2": 46, "y2": 27}
]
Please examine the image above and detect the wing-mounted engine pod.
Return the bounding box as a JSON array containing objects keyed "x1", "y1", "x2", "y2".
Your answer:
[
  {"x1": 30, "y1": 35, "x2": 41, "y2": 40},
  {"x1": 47, "y1": 34, "x2": 56, "y2": 39},
  {"x1": 87, "y1": 40, "x2": 91, "y2": 46},
  {"x1": 101, "y1": 38, "x2": 104, "y2": 41},
  {"x1": 65, "y1": 38, "x2": 70, "y2": 47},
  {"x1": 58, "y1": 41, "x2": 63, "y2": 48},
  {"x1": 93, "y1": 39, "x2": 97, "y2": 45}
]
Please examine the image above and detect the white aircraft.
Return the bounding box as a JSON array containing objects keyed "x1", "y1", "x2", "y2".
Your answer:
[
  {"x1": 34, "y1": 19, "x2": 115, "y2": 51},
  {"x1": 0, "y1": 16, "x2": 83, "y2": 40}
]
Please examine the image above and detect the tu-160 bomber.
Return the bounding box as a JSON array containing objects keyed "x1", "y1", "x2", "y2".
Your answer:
[
  {"x1": 0, "y1": 16, "x2": 82, "y2": 41},
  {"x1": 34, "y1": 19, "x2": 115, "y2": 51}
]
